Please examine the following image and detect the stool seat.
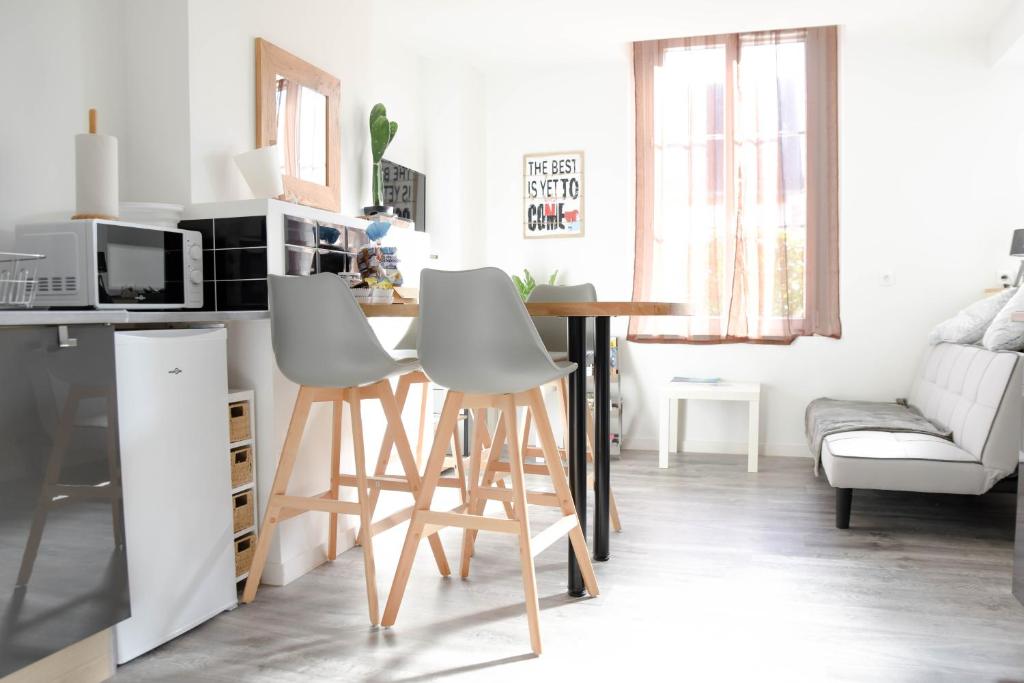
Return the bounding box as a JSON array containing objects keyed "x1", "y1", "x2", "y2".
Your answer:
[{"x1": 269, "y1": 273, "x2": 419, "y2": 388}]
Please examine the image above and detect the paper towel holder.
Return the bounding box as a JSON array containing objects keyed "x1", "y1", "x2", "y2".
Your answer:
[{"x1": 72, "y1": 108, "x2": 119, "y2": 221}]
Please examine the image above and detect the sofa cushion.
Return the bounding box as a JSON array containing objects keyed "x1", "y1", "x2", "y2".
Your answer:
[
  {"x1": 929, "y1": 287, "x2": 1016, "y2": 345},
  {"x1": 983, "y1": 286, "x2": 1024, "y2": 351},
  {"x1": 907, "y1": 343, "x2": 1019, "y2": 463},
  {"x1": 821, "y1": 431, "x2": 992, "y2": 495}
]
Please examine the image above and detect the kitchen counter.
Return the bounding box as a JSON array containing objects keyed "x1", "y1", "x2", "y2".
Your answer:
[{"x1": 0, "y1": 309, "x2": 268, "y2": 327}]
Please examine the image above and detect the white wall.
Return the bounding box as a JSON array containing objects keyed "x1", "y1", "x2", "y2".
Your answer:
[
  {"x1": 481, "y1": 29, "x2": 1024, "y2": 456},
  {"x1": 121, "y1": 0, "x2": 192, "y2": 205},
  {"x1": 0, "y1": 0, "x2": 128, "y2": 249}
]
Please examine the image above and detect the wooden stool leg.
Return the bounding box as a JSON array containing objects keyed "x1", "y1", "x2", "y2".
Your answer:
[
  {"x1": 466, "y1": 415, "x2": 511, "y2": 556},
  {"x1": 416, "y1": 378, "x2": 430, "y2": 470},
  {"x1": 348, "y1": 390, "x2": 380, "y2": 625},
  {"x1": 356, "y1": 373, "x2": 414, "y2": 546},
  {"x1": 451, "y1": 420, "x2": 467, "y2": 503},
  {"x1": 382, "y1": 392, "x2": 463, "y2": 628},
  {"x1": 501, "y1": 395, "x2": 542, "y2": 655},
  {"x1": 375, "y1": 381, "x2": 450, "y2": 577},
  {"x1": 527, "y1": 388, "x2": 599, "y2": 598},
  {"x1": 328, "y1": 399, "x2": 343, "y2": 560},
  {"x1": 609, "y1": 490, "x2": 622, "y2": 533},
  {"x1": 460, "y1": 408, "x2": 488, "y2": 577},
  {"x1": 556, "y1": 377, "x2": 570, "y2": 451},
  {"x1": 520, "y1": 407, "x2": 533, "y2": 460},
  {"x1": 242, "y1": 388, "x2": 313, "y2": 604}
]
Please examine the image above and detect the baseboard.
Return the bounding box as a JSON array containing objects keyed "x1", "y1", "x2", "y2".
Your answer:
[
  {"x1": 622, "y1": 437, "x2": 811, "y2": 459},
  {"x1": 260, "y1": 524, "x2": 362, "y2": 586},
  {"x1": 1, "y1": 629, "x2": 114, "y2": 683}
]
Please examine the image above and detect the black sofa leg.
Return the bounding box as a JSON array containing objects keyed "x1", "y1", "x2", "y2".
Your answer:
[{"x1": 835, "y1": 488, "x2": 852, "y2": 529}]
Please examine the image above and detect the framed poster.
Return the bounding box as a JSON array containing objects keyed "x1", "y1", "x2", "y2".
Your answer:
[{"x1": 523, "y1": 151, "x2": 584, "y2": 239}]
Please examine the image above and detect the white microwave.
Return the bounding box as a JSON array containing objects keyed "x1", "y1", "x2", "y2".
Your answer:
[{"x1": 15, "y1": 219, "x2": 203, "y2": 309}]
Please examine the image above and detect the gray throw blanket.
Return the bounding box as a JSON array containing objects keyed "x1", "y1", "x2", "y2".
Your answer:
[{"x1": 805, "y1": 398, "x2": 953, "y2": 474}]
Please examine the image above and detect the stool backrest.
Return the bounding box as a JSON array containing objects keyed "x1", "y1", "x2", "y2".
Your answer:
[
  {"x1": 418, "y1": 267, "x2": 563, "y2": 394},
  {"x1": 527, "y1": 283, "x2": 597, "y2": 353},
  {"x1": 268, "y1": 274, "x2": 393, "y2": 387}
]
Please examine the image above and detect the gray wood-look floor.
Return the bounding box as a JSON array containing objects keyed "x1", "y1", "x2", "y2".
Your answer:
[{"x1": 110, "y1": 452, "x2": 1024, "y2": 682}]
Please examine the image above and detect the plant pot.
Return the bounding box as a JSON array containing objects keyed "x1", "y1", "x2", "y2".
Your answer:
[{"x1": 362, "y1": 205, "x2": 394, "y2": 217}]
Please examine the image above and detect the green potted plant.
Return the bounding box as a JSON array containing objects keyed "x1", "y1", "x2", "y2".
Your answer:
[
  {"x1": 364, "y1": 103, "x2": 398, "y2": 216},
  {"x1": 511, "y1": 268, "x2": 559, "y2": 301}
]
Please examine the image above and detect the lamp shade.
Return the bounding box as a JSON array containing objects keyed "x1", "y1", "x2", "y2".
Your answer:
[
  {"x1": 1011, "y1": 229, "x2": 1024, "y2": 257},
  {"x1": 234, "y1": 145, "x2": 283, "y2": 199}
]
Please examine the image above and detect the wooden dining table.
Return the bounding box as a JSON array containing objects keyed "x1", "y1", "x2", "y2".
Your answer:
[{"x1": 361, "y1": 300, "x2": 690, "y2": 595}]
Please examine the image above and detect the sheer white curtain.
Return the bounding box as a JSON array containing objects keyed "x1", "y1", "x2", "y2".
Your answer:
[{"x1": 631, "y1": 27, "x2": 839, "y2": 344}]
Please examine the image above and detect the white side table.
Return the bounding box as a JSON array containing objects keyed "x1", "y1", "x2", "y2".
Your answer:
[{"x1": 659, "y1": 381, "x2": 761, "y2": 472}]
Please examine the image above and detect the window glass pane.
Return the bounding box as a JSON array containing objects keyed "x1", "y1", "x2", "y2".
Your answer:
[
  {"x1": 651, "y1": 44, "x2": 727, "y2": 329},
  {"x1": 736, "y1": 38, "x2": 808, "y2": 321}
]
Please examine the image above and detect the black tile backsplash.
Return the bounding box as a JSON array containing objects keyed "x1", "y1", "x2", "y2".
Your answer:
[
  {"x1": 216, "y1": 248, "x2": 268, "y2": 280},
  {"x1": 201, "y1": 281, "x2": 216, "y2": 311},
  {"x1": 216, "y1": 280, "x2": 268, "y2": 310},
  {"x1": 215, "y1": 216, "x2": 267, "y2": 249},
  {"x1": 179, "y1": 218, "x2": 214, "y2": 248},
  {"x1": 202, "y1": 250, "x2": 215, "y2": 279}
]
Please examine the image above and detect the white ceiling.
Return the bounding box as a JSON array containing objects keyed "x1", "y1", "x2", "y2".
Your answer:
[{"x1": 378, "y1": 0, "x2": 1017, "y2": 71}]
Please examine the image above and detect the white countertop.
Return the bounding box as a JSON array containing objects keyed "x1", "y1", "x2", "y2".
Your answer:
[
  {"x1": 0, "y1": 309, "x2": 269, "y2": 327},
  {"x1": 1012, "y1": 311, "x2": 1024, "y2": 323}
]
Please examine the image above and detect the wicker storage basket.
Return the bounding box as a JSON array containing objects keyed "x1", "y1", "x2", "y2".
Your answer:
[
  {"x1": 230, "y1": 445, "x2": 253, "y2": 488},
  {"x1": 228, "y1": 401, "x2": 251, "y2": 442},
  {"x1": 234, "y1": 533, "x2": 255, "y2": 577},
  {"x1": 232, "y1": 491, "x2": 254, "y2": 533}
]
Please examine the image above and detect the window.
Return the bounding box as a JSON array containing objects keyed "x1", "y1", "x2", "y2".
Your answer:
[{"x1": 631, "y1": 27, "x2": 839, "y2": 344}]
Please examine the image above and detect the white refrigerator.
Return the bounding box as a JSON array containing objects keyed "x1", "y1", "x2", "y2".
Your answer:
[{"x1": 113, "y1": 328, "x2": 236, "y2": 664}]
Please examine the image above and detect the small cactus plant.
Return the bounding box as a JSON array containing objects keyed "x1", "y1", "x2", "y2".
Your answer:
[{"x1": 369, "y1": 103, "x2": 398, "y2": 207}]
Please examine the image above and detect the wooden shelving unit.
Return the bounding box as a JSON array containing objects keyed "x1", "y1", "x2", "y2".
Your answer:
[{"x1": 227, "y1": 389, "x2": 257, "y2": 584}]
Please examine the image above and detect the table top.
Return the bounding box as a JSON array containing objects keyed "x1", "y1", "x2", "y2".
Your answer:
[
  {"x1": 663, "y1": 380, "x2": 761, "y2": 399},
  {"x1": 360, "y1": 301, "x2": 690, "y2": 317}
]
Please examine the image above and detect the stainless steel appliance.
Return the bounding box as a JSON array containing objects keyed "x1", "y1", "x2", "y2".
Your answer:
[{"x1": 14, "y1": 220, "x2": 203, "y2": 309}]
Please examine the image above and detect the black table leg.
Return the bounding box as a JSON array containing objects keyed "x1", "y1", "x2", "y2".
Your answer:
[
  {"x1": 593, "y1": 316, "x2": 610, "y2": 561},
  {"x1": 567, "y1": 316, "x2": 587, "y2": 597}
]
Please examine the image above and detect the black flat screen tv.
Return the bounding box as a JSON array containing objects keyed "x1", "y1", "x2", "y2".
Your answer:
[{"x1": 380, "y1": 159, "x2": 426, "y2": 232}]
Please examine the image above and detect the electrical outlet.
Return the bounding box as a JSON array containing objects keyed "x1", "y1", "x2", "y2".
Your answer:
[{"x1": 880, "y1": 270, "x2": 894, "y2": 287}]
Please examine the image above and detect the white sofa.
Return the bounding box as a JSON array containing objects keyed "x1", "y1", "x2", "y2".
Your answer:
[{"x1": 821, "y1": 343, "x2": 1022, "y2": 527}]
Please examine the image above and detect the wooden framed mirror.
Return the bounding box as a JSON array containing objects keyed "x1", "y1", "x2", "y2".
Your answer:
[{"x1": 255, "y1": 38, "x2": 341, "y2": 212}]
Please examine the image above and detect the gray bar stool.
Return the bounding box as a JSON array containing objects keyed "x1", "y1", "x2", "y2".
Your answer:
[
  {"x1": 381, "y1": 267, "x2": 599, "y2": 655},
  {"x1": 241, "y1": 274, "x2": 451, "y2": 625}
]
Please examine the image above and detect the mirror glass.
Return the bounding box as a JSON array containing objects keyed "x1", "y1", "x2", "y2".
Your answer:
[{"x1": 275, "y1": 75, "x2": 328, "y2": 186}]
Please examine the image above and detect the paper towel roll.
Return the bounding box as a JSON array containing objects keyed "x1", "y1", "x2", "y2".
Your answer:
[{"x1": 74, "y1": 133, "x2": 119, "y2": 219}]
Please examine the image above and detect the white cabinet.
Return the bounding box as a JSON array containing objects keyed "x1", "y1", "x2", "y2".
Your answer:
[{"x1": 113, "y1": 328, "x2": 236, "y2": 664}]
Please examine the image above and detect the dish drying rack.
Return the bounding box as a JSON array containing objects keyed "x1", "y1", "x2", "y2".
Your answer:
[{"x1": 0, "y1": 252, "x2": 45, "y2": 308}]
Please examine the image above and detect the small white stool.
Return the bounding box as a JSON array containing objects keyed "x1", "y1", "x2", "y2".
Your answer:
[{"x1": 658, "y1": 381, "x2": 761, "y2": 472}]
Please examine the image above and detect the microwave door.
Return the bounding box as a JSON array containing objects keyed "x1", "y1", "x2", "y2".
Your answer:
[{"x1": 96, "y1": 223, "x2": 185, "y2": 307}]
